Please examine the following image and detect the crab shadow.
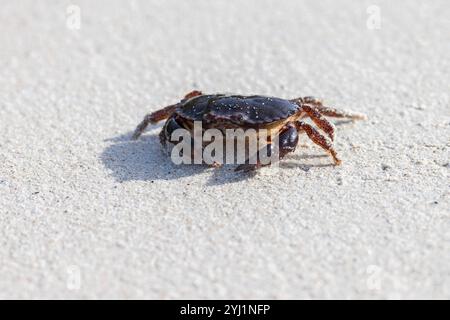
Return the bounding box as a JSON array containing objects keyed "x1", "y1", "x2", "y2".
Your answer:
[
  {"x1": 101, "y1": 116, "x2": 357, "y2": 185},
  {"x1": 279, "y1": 154, "x2": 334, "y2": 171},
  {"x1": 101, "y1": 130, "x2": 338, "y2": 186},
  {"x1": 100, "y1": 130, "x2": 256, "y2": 185}
]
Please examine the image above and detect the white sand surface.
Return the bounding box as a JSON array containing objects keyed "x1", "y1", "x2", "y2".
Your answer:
[{"x1": 0, "y1": 0, "x2": 449, "y2": 299}]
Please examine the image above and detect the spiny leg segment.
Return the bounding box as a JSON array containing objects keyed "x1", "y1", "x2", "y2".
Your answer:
[
  {"x1": 183, "y1": 90, "x2": 203, "y2": 100},
  {"x1": 292, "y1": 97, "x2": 367, "y2": 120},
  {"x1": 132, "y1": 104, "x2": 178, "y2": 140},
  {"x1": 295, "y1": 121, "x2": 341, "y2": 165},
  {"x1": 300, "y1": 104, "x2": 336, "y2": 141},
  {"x1": 132, "y1": 90, "x2": 203, "y2": 140}
]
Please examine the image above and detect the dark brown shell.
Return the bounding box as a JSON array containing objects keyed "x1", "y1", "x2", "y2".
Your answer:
[{"x1": 175, "y1": 94, "x2": 300, "y2": 126}]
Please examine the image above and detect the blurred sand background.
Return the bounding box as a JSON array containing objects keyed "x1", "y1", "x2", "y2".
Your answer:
[{"x1": 0, "y1": 0, "x2": 449, "y2": 299}]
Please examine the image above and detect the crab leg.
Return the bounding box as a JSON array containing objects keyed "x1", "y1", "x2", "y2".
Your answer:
[
  {"x1": 300, "y1": 104, "x2": 336, "y2": 141},
  {"x1": 295, "y1": 121, "x2": 341, "y2": 165},
  {"x1": 132, "y1": 91, "x2": 203, "y2": 140},
  {"x1": 291, "y1": 97, "x2": 367, "y2": 120},
  {"x1": 313, "y1": 105, "x2": 367, "y2": 120},
  {"x1": 183, "y1": 90, "x2": 203, "y2": 100},
  {"x1": 132, "y1": 104, "x2": 178, "y2": 140}
]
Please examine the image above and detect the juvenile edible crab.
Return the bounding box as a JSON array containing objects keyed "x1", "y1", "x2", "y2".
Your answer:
[{"x1": 132, "y1": 91, "x2": 366, "y2": 170}]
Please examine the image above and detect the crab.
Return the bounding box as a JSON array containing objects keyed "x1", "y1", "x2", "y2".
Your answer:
[{"x1": 132, "y1": 90, "x2": 366, "y2": 170}]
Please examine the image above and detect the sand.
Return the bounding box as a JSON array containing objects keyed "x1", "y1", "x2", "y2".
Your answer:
[{"x1": 0, "y1": 0, "x2": 449, "y2": 299}]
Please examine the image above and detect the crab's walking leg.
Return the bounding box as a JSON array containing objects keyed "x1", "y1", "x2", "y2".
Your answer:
[
  {"x1": 295, "y1": 121, "x2": 342, "y2": 165},
  {"x1": 132, "y1": 91, "x2": 203, "y2": 140},
  {"x1": 313, "y1": 105, "x2": 367, "y2": 120},
  {"x1": 183, "y1": 90, "x2": 202, "y2": 99},
  {"x1": 291, "y1": 97, "x2": 367, "y2": 120},
  {"x1": 132, "y1": 104, "x2": 178, "y2": 140},
  {"x1": 300, "y1": 104, "x2": 336, "y2": 141}
]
